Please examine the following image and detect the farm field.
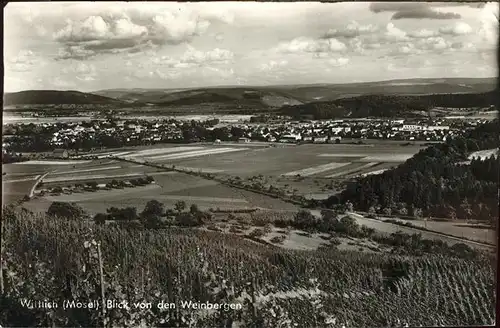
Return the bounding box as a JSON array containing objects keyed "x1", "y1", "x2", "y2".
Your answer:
[
  {"x1": 3, "y1": 159, "x2": 154, "y2": 205},
  {"x1": 149, "y1": 143, "x2": 422, "y2": 178},
  {"x1": 85, "y1": 144, "x2": 265, "y2": 168},
  {"x1": 378, "y1": 216, "x2": 496, "y2": 245},
  {"x1": 3, "y1": 161, "x2": 112, "y2": 205},
  {"x1": 8, "y1": 141, "x2": 422, "y2": 211},
  {"x1": 345, "y1": 212, "x2": 494, "y2": 250},
  {"x1": 43, "y1": 166, "x2": 165, "y2": 183},
  {"x1": 346, "y1": 162, "x2": 399, "y2": 178},
  {"x1": 25, "y1": 170, "x2": 297, "y2": 216},
  {"x1": 2, "y1": 180, "x2": 36, "y2": 204}
]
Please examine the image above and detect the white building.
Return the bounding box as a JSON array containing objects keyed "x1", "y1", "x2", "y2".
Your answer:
[
  {"x1": 313, "y1": 136, "x2": 328, "y2": 143},
  {"x1": 401, "y1": 124, "x2": 424, "y2": 131},
  {"x1": 427, "y1": 126, "x2": 450, "y2": 131}
]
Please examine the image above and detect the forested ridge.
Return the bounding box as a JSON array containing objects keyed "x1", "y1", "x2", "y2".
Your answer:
[
  {"x1": 3, "y1": 90, "x2": 125, "y2": 106},
  {"x1": 325, "y1": 120, "x2": 499, "y2": 224},
  {"x1": 282, "y1": 90, "x2": 498, "y2": 119}
]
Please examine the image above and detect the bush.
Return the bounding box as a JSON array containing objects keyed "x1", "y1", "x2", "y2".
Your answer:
[
  {"x1": 274, "y1": 219, "x2": 292, "y2": 228},
  {"x1": 141, "y1": 200, "x2": 164, "y2": 219},
  {"x1": 165, "y1": 208, "x2": 176, "y2": 216},
  {"x1": 93, "y1": 213, "x2": 108, "y2": 225},
  {"x1": 138, "y1": 200, "x2": 165, "y2": 228},
  {"x1": 330, "y1": 237, "x2": 342, "y2": 246},
  {"x1": 360, "y1": 225, "x2": 376, "y2": 238},
  {"x1": 174, "y1": 201, "x2": 187, "y2": 213},
  {"x1": 293, "y1": 210, "x2": 318, "y2": 230},
  {"x1": 137, "y1": 178, "x2": 148, "y2": 186},
  {"x1": 332, "y1": 216, "x2": 360, "y2": 236},
  {"x1": 47, "y1": 202, "x2": 87, "y2": 220},
  {"x1": 87, "y1": 181, "x2": 98, "y2": 190},
  {"x1": 249, "y1": 228, "x2": 265, "y2": 238},
  {"x1": 270, "y1": 235, "x2": 286, "y2": 244},
  {"x1": 190, "y1": 204, "x2": 200, "y2": 214},
  {"x1": 175, "y1": 213, "x2": 203, "y2": 227},
  {"x1": 107, "y1": 207, "x2": 138, "y2": 221}
]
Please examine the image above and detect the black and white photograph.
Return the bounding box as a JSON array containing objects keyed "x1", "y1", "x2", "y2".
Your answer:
[{"x1": 1, "y1": 1, "x2": 499, "y2": 327}]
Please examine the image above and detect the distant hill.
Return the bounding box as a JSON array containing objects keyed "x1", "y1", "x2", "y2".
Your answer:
[
  {"x1": 93, "y1": 77, "x2": 496, "y2": 112},
  {"x1": 93, "y1": 87, "x2": 303, "y2": 109},
  {"x1": 3, "y1": 90, "x2": 126, "y2": 106},
  {"x1": 272, "y1": 77, "x2": 497, "y2": 103},
  {"x1": 5, "y1": 77, "x2": 495, "y2": 113},
  {"x1": 282, "y1": 90, "x2": 498, "y2": 119}
]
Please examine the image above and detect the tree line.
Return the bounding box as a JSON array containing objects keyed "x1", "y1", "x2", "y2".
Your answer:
[
  {"x1": 282, "y1": 90, "x2": 497, "y2": 119},
  {"x1": 324, "y1": 120, "x2": 499, "y2": 225}
]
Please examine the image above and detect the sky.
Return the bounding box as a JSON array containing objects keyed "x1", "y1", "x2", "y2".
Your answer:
[{"x1": 3, "y1": 1, "x2": 499, "y2": 92}]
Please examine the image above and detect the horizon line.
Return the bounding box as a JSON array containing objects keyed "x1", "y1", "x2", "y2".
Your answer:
[{"x1": 4, "y1": 76, "x2": 497, "y2": 94}]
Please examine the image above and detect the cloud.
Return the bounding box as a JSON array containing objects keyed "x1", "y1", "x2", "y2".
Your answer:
[
  {"x1": 62, "y1": 62, "x2": 98, "y2": 81},
  {"x1": 50, "y1": 77, "x2": 77, "y2": 89},
  {"x1": 181, "y1": 47, "x2": 234, "y2": 64},
  {"x1": 153, "y1": 69, "x2": 182, "y2": 80},
  {"x1": 450, "y1": 42, "x2": 476, "y2": 51},
  {"x1": 478, "y1": 20, "x2": 498, "y2": 45},
  {"x1": 52, "y1": 6, "x2": 232, "y2": 60},
  {"x1": 407, "y1": 29, "x2": 438, "y2": 38},
  {"x1": 439, "y1": 22, "x2": 473, "y2": 35},
  {"x1": 323, "y1": 21, "x2": 378, "y2": 39},
  {"x1": 214, "y1": 33, "x2": 224, "y2": 42},
  {"x1": 148, "y1": 11, "x2": 210, "y2": 45},
  {"x1": 149, "y1": 47, "x2": 234, "y2": 71},
  {"x1": 203, "y1": 66, "x2": 235, "y2": 79},
  {"x1": 260, "y1": 60, "x2": 288, "y2": 71},
  {"x1": 370, "y1": 3, "x2": 427, "y2": 13},
  {"x1": 414, "y1": 36, "x2": 453, "y2": 51},
  {"x1": 386, "y1": 63, "x2": 401, "y2": 72},
  {"x1": 276, "y1": 37, "x2": 346, "y2": 55},
  {"x1": 385, "y1": 23, "x2": 409, "y2": 41},
  {"x1": 329, "y1": 57, "x2": 349, "y2": 67},
  {"x1": 392, "y1": 9, "x2": 460, "y2": 20},
  {"x1": 369, "y1": 2, "x2": 462, "y2": 20},
  {"x1": 57, "y1": 45, "x2": 96, "y2": 60},
  {"x1": 5, "y1": 50, "x2": 42, "y2": 72}
]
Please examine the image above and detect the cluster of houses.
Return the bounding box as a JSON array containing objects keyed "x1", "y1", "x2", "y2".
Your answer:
[
  {"x1": 225, "y1": 118, "x2": 481, "y2": 143},
  {"x1": 48, "y1": 120, "x2": 184, "y2": 148},
  {"x1": 3, "y1": 116, "x2": 489, "y2": 157}
]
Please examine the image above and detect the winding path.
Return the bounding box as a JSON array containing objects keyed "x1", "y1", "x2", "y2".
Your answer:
[{"x1": 29, "y1": 170, "x2": 55, "y2": 198}]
